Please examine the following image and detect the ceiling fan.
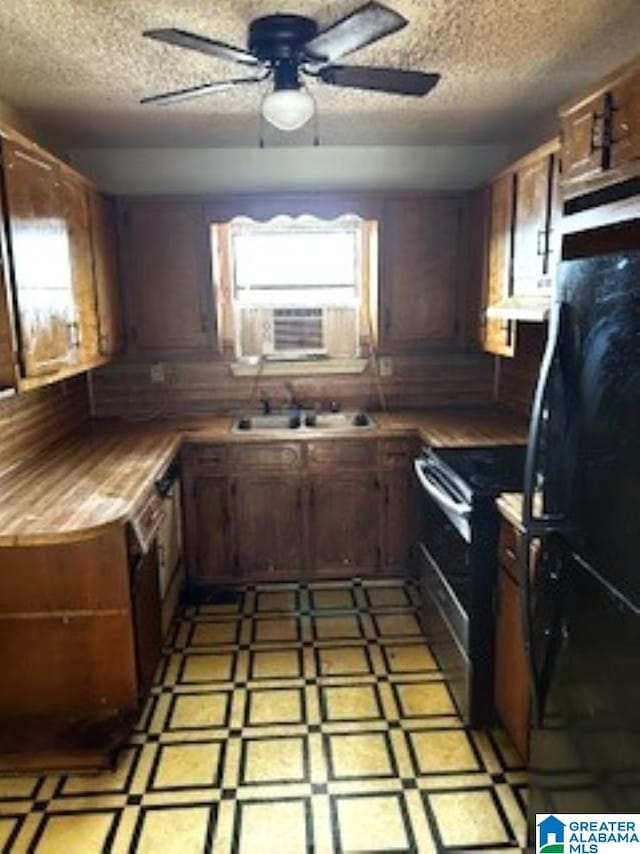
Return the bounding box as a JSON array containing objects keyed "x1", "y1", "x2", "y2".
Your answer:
[{"x1": 141, "y1": 1, "x2": 440, "y2": 131}]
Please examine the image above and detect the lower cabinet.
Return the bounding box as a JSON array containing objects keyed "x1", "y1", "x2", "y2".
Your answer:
[
  {"x1": 308, "y1": 473, "x2": 380, "y2": 576},
  {"x1": 494, "y1": 519, "x2": 530, "y2": 762},
  {"x1": 382, "y1": 470, "x2": 415, "y2": 573},
  {"x1": 182, "y1": 437, "x2": 415, "y2": 589},
  {"x1": 235, "y1": 475, "x2": 304, "y2": 579},
  {"x1": 0, "y1": 526, "x2": 144, "y2": 771},
  {"x1": 185, "y1": 474, "x2": 233, "y2": 586}
]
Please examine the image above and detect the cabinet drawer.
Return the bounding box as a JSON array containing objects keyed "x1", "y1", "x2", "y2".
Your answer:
[
  {"x1": 229, "y1": 442, "x2": 302, "y2": 470},
  {"x1": 307, "y1": 439, "x2": 376, "y2": 470},
  {"x1": 379, "y1": 438, "x2": 413, "y2": 469},
  {"x1": 182, "y1": 443, "x2": 227, "y2": 470},
  {"x1": 498, "y1": 521, "x2": 521, "y2": 581}
]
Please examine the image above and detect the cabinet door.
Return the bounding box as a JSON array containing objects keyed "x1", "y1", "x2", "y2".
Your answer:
[
  {"x1": 131, "y1": 542, "x2": 162, "y2": 701},
  {"x1": 559, "y1": 93, "x2": 608, "y2": 190},
  {"x1": 610, "y1": 68, "x2": 640, "y2": 170},
  {"x1": 512, "y1": 155, "x2": 553, "y2": 295},
  {"x1": 234, "y1": 476, "x2": 304, "y2": 580},
  {"x1": 0, "y1": 192, "x2": 17, "y2": 389},
  {"x1": 483, "y1": 172, "x2": 515, "y2": 356},
  {"x1": 380, "y1": 197, "x2": 460, "y2": 350},
  {"x1": 121, "y1": 201, "x2": 216, "y2": 354},
  {"x1": 494, "y1": 564, "x2": 530, "y2": 762},
  {"x1": 61, "y1": 175, "x2": 99, "y2": 364},
  {"x1": 185, "y1": 475, "x2": 233, "y2": 585},
  {"x1": 89, "y1": 191, "x2": 123, "y2": 357},
  {"x1": 382, "y1": 470, "x2": 414, "y2": 574},
  {"x1": 308, "y1": 473, "x2": 380, "y2": 575},
  {"x1": 2, "y1": 140, "x2": 76, "y2": 377}
]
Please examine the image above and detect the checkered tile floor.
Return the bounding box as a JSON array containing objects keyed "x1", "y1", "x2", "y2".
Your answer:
[{"x1": 0, "y1": 579, "x2": 527, "y2": 852}]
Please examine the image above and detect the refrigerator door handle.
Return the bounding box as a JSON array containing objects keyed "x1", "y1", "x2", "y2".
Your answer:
[{"x1": 523, "y1": 297, "x2": 567, "y2": 537}]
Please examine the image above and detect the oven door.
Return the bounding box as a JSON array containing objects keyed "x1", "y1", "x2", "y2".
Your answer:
[{"x1": 414, "y1": 454, "x2": 474, "y2": 721}]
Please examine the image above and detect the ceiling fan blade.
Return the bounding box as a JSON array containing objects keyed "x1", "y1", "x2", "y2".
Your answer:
[
  {"x1": 141, "y1": 75, "x2": 266, "y2": 106},
  {"x1": 318, "y1": 65, "x2": 440, "y2": 96},
  {"x1": 304, "y1": 1, "x2": 406, "y2": 63},
  {"x1": 143, "y1": 28, "x2": 260, "y2": 67}
]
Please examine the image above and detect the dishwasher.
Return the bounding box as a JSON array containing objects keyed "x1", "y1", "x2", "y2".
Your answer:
[{"x1": 154, "y1": 459, "x2": 184, "y2": 637}]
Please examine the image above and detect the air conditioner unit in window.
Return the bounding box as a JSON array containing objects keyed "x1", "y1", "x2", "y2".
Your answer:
[{"x1": 237, "y1": 305, "x2": 358, "y2": 359}]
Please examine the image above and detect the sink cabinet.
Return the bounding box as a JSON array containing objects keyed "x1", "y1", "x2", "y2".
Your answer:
[
  {"x1": 181, "y1": 436, "x2": 416, "y2": 590},
  {"x1": 307, "y1": 472, "x2": 380, "y2": 576},
  {"x1": 235, "y1": 475, "x2": 305, "y2": 579}
]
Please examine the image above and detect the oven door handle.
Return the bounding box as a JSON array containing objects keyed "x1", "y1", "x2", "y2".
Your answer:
[{"x1": 413, "y1": 458, "x2": 472, "y2": 517}]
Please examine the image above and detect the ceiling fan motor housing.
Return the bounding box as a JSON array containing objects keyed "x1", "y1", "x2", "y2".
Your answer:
[{"x1": 248, "y1": 15, "x2": 319, "y2": 62}]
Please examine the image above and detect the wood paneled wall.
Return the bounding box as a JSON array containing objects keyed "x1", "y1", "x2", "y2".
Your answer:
[
  {"x1": 0, "y1": 376, "x2": 90, "y2": 477},
  {"x1": 496, "y1": 324, "x2": 546, "y2": 418},
  {"x1": 90, "y1": 352, "x2": 495, "y2": 419}
]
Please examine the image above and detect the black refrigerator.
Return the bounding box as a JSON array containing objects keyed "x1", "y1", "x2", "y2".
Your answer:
[{"x1": 522, "y1": 221, "x2": 640, "y2": 847}]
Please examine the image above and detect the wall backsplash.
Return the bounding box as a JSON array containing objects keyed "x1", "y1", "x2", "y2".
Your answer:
[
  {"x1": 90, "y1": 352, "x2": 495, "y2": 420},
  {"x1": 0, "y1": 376, "x2": 90, "y2": 476},
  {"x1": 496, "y1": 324, "x2": 546, "y2": 419}
]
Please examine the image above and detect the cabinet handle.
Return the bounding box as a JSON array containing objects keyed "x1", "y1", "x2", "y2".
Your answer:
[
  {"x1": 590, "y1": 110, "x2": 605, "y2": 153},
  {"x1": 536, "y1": 228, "x2": 547, "y2": 256},
  {"x1": 309, "y1": 485, "x2": 315, "y2": 508},
  {"x1": 504, "y1": 546, "x2": 517, "y2": 562}
]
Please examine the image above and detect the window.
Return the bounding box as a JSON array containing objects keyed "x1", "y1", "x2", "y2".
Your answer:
[{"x1": 212, "y1": 215, "x2": 377, "y2": 365}]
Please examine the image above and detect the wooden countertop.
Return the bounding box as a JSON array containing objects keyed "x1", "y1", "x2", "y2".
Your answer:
[
  {"x1": 497, "y1": 493, "x2": 525, "y2": 530},
  {"x1": 0, "y1": 407, "x2": 528, "y2": 547}
]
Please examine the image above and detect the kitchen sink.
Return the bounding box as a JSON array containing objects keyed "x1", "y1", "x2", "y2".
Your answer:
[{"x1": 231, "y1": 411, "x2": 374, "y2": 433}]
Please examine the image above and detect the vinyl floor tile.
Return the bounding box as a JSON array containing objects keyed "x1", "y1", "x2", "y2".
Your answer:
[{"x1": 2, "y1": 578, "x2": 527, "y2": 853}]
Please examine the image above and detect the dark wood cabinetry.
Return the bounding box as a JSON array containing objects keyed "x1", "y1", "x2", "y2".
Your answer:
[
  {"x1": 2, "y1": 140, "x2": 77, "y2": 378},
  {"x1": 235, "y1": 476, "x2": 304, "y2": 579},
  {"x1": 482, "y1": 139, "x2": 559, "y2": 357},
  {"x1": 61, "y1": 173, "x2": 99, "y2": 364},
  {"x1": 0, "y1": 132, "x2": 122, "y2": 390},
  {"x1": 182, "y1": 436, "x2": 415, "y2": 590},
  {"x1": 120, "y1": 201, "x2": 217, "y2": 355},
  {"x1": 560, "y1": 58, "x2": 640, "y2": 199},
  {"x1": 89, "y1": 191, "x2": 123, "y2": 357},
  {"x1": 494, "y1": 519, "x2": 530, "y2": 762},
  {"x1": 308, "y1": 473, "x2": 380, "y2": 576},
  {"x1": 380, "y1": 196, "x2": 461, "y2": 351},
  {"x1": 129, "y1": 540, "x2": 162, "y2": 701},
  {"x1": 484, "y1": 172, "x2": 515, "y2": 356}
]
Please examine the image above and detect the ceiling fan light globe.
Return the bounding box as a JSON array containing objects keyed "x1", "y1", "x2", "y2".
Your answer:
[{"x1": 261, "y1": 88, "x2": 314, "y2": 131}]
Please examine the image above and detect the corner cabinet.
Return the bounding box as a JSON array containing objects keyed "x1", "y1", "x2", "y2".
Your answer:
[
  {"x1": 119, "y1": 201, "x2": 218, "y2": 356},
  {"x1": 0, "y1": 133, "x2": 123, "y2": 390},
  {"x1": 481, "y1": 139, "x2": 560, "y2": 357},
  {"x1": 560, "y1": 58, "x2": 640, "y2": 200},
  {"x1": 379, "y1": 196, "x2": 461, "y2": 351}
]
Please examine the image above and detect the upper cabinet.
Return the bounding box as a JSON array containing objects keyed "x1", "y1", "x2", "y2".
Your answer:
[
  {"x1": 481, "y1": 139, "x2": 560, "y2": 357},
  {"x1": 2, "y1": 141, "x2": 78, "y2": 379},
  {"x1": 89, "y1": 191, "x2": 124, "y2": 358},
  {"x1": 379, "y1": 196, "x2": 461, "y2": 351},
  {"x1": 0, "y1": 130, "x2": 122, "y2": 391},
  {"x1": 560, "y1": 58, "x2": 640, "y2": 200},
  {"x1": 119, "y1": 201, "x2": 217, "y2": 356}
]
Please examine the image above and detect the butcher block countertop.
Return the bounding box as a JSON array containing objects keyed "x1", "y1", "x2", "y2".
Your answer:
[{"x1": 0, "y1": 407, "x2": 527, "y2": 547}]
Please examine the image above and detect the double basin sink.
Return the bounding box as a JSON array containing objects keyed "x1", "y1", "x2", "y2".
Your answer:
[{"x1": 232, "y1": 411, "x2": 374, "y2": 433}]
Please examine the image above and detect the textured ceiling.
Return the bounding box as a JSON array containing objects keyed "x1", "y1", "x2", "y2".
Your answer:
[{"x1": 1, "y1": 0, "x2": 640, "y2": 148}]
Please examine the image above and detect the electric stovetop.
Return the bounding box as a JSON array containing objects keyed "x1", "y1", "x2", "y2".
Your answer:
[{"x1": 431, "y1": 444, "x2": 528, "y2": 497}]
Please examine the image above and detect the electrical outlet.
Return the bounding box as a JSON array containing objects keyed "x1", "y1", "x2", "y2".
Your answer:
[
  {"x1": 379, "y1": 356, "x2": 393, "y2": 377},
  {"x1": 150, "y1": 362, "x2": 165, "y2": 384}
]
